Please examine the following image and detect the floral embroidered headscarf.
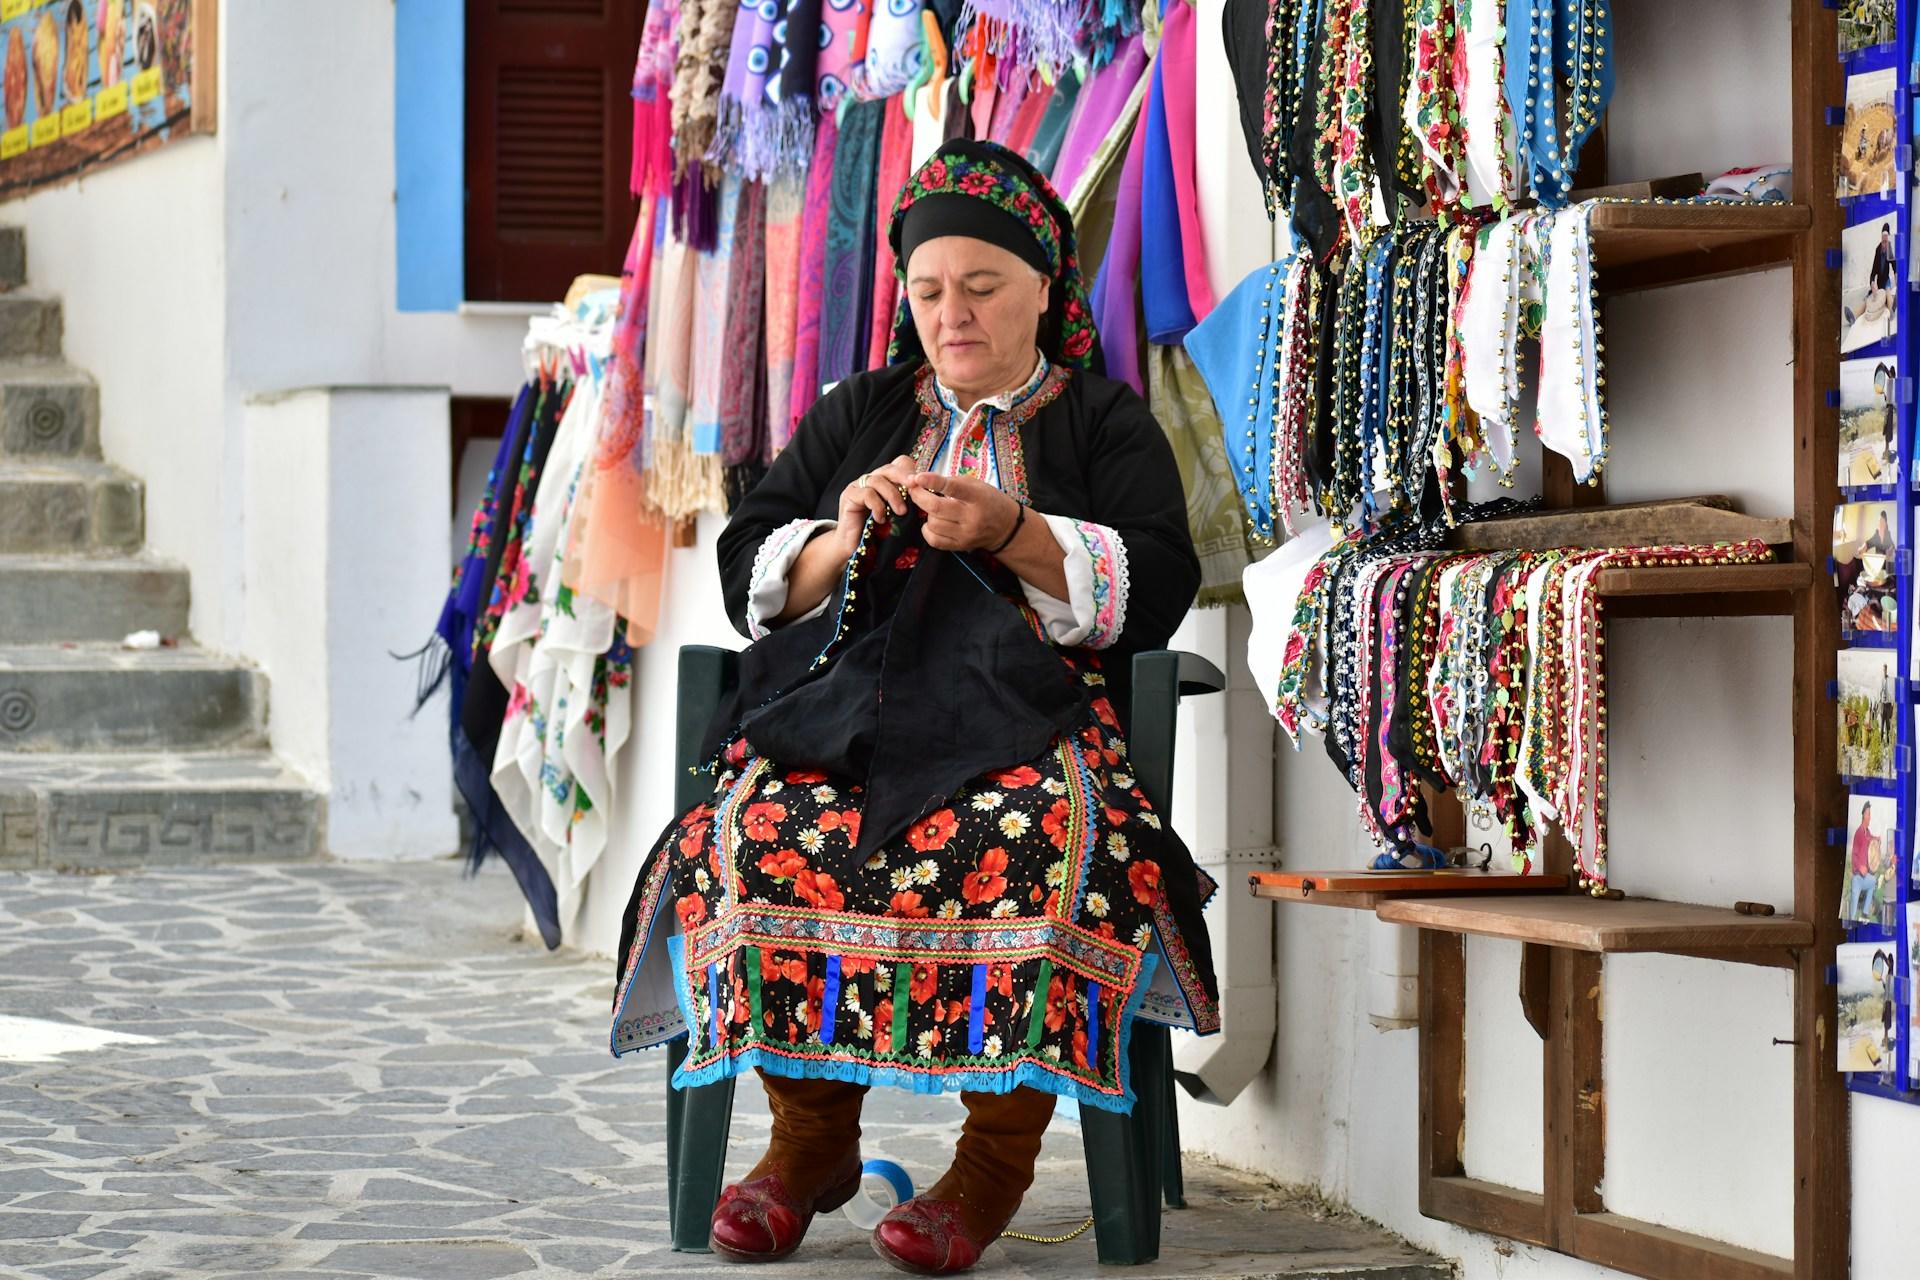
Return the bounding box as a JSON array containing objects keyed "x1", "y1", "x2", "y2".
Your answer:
[{"x1": 885, "y1": 139, "x2": 1102, "y2": 372}]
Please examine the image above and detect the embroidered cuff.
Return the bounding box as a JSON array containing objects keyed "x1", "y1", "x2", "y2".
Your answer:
[
  {"x1": 1021, "y1": 514, "x2": 1129, "y2": 649},
  {"x1": 745, "y1": 518, "x2": 837, "y2": 640}
]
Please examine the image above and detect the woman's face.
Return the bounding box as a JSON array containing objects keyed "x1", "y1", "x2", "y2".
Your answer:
[{"x1": 906, "y1": 236, "x2": 1049, "y2": 401}]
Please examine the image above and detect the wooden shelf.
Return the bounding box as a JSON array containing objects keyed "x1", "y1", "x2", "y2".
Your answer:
[
  {"x1": 1375, "y1": 893, "x2": 1811, "y2": 959},
  {"x1": 1597, "y1": 561, "x2": 1813, "y2": 617},
  {"x1": 1249, "y1": 867, "x2": 1570, "y2": 909},
  {"x1": 1450, "y1": 496, "x2": 1792, "y2": 551},
  {"x1": 1591, "y1": 201, "x2": 1809, "y2": 293}
]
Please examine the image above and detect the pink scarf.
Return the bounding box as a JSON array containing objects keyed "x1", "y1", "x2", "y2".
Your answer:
[{"x1": 867, "y1": 97, "x2": 915, "y2": 370}]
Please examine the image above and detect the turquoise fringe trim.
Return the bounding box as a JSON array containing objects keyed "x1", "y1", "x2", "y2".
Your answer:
[{"x1": 661, "y1": 937, "x2": 1158, "y2": 1116}]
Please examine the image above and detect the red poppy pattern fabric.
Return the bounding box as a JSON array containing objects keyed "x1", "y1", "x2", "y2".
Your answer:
[{"x1": 611, "y1": 651, "x2": 1217, "y2": 1110}]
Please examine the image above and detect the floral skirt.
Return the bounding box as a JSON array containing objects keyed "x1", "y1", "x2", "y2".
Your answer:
[{"x1": 610, "y1": 698, "x2": 1218, "y2": 1113}]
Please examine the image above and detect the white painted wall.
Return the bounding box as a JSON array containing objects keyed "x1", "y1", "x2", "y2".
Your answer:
[{"x1": 242, "y1": 386, "x2": 456, "y2": 862}]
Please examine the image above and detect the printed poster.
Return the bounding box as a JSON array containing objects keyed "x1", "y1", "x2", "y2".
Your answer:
[{"x1": 0, "y1": 0, "x2": 212, "y2": 200}]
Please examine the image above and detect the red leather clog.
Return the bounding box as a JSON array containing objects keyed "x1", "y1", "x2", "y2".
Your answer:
[{"x1": 709, "y1": 1150, "x2": 863, "y2": 1263}]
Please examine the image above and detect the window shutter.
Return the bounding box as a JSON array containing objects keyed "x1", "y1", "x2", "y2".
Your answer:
[{"x1": 465, "y1": 0, "x2": 642, "y2": 303}]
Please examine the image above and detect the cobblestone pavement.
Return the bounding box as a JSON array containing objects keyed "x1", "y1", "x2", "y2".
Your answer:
[{"x1": 0, "y1": 861, "x2": 1448, "y2": 1279}]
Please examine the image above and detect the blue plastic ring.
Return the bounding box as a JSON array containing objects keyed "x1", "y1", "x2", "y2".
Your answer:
[{"x1": 862, "y1": 1158, "x2": 914, "y2": 1206}]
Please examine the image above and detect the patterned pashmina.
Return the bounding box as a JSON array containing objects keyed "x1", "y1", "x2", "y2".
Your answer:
[
  {"x1": 788, "y1": 113, "x2": 843, "y2": 431},
  {"x1": 819, "y1": 99, "x2": 887, "y2": 388},
  {"x1": 720, "y1": 180, "x2": 770, "y2": 466}
]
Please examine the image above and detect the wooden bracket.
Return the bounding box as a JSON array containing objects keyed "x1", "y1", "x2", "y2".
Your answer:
[{"x1": 1520, "y1": 943, "x2": 1553, "y2": 1041}]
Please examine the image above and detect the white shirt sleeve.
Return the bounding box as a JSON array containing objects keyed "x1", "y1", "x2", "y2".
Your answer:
[
  {"x1": 744, "y1": 518, "x2": 838, "y2": 640},
  {"x1": 1018, "y1": 513, "x2": 1130, "y2": 649}
]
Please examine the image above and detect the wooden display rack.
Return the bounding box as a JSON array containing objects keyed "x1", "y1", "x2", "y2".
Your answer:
[{"x1": 1249, "y1": 4, "x2": 1848, "y2": 1277}]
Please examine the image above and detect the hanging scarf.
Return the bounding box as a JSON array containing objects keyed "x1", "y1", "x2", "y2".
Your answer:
[
  {"x1": 1151, "y1": 0, "x2": 1214, "y2": 334},
  {"x1": 1140, "y1": 53, "x2": 1196, "y2": 344},
  {"x1": 886, "y1": 138, "x2": 1101, "y2": 370},
  {"x1": 632, "y1": 0, "x2": 678, "y2": 198},
  {"x1": 1051, "y1": 34, "x2": 1147, "y2": 199},
  {"x1": 763, "y1": 175, "x2": 807, "y2": 452},
  {"x1": 708, "y1": 0, "x2": 778, "y2": 173},
  {"x1": 789, "y1": 114, "x2": 843, "y2": 430},
  {"x1": 720, "y1": 180, "x2": 771, "y2": 465},
  {"x1": 577, "y1": 199, "x2": 671, "y2": 646},
  {"x1": 820, "y1": 99, "x2": 888, "y2": 388},
  {"x1": 988, "y1": 71, "x2": 1032, "y2": 141},
  {"x1": 1022, "y1": 69, "x2": 1079, "y2": 172},
  {"x1": 1147, "y1": 342, "x2": 1256, "y2": 606},
  {"x1": 672, "y1": 0, "x2": 742, "y2": 173},
  {"x1": 1090, "y1": 87, "x2": 1150, "y2": 393},
  {"x1": 867, "y1": 96, "x2": 917, "y2": 368},
  {"x1": 690, "y1": 176, "x2": 750, "y2": 455},
  {"x1": 1187, "y1": 256, "x2": 1293, "y2": 543},
  {"x1": 746, "y1": 0, "x2": 864, "y2": 178},
  {"x1": 850, "y1": 0, "x2": 926, "y2": 99}
]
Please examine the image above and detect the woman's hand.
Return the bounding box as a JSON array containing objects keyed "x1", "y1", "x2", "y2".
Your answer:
[
  {"x1": 906, "y1": 473, "x2": 1020, "y2": 552},
  {"x1": 834, "y1": 455, "x2": 919, "y2": 555}
]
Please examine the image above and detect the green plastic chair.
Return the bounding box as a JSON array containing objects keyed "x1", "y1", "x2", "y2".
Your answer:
[{"x1": 662, "y1": 644, "x2": 1227, "y2": 1263}]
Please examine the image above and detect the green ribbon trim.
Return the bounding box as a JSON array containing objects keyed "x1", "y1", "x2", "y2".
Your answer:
[
  {"x1": 891, "y1": 962, "x2": 913, "y2": 1052},
  {"x1": 1026, "y1": 958, "x2": 1053, "y2": 1048},
  {"x1": 746, "y1": 948, "x2": 764, "y2": 1037}
]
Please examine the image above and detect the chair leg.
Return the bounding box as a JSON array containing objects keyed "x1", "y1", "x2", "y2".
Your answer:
[
  {"x1": 1080, "y1": 1022, "x2": 1168, "y2": 1264},
  {"x1": 665, "y1": 1037, "x2": 688, "y2": 1234},
  {"x1": 1158, "y1": 1029, "x2": 1186, "y2": 1210},
  {"x1": 664, "y1": 1038, "x2": 739, "y2": 1254}
]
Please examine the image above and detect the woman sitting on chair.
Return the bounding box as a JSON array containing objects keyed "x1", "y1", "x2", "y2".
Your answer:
[{"x1": 610, "y1": 140, "x2": 1219, "y2": 1275}]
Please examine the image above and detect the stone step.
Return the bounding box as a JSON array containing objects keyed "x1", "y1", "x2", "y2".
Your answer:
[
  {"x1": 0, "y1": 291, "x2": 61, "y2": 359},
  {"x1": 0, "y1": 644, "x2": 267, "y2": 753},
  {"x1": 0, "y1": 226, "x2": 25, "y2": 292},
  {"x1": 0, "y1": 554, "x2": 190, "y2": 644},
  {"x1": 0, "y1": 750, "x2": 323, "y2": 869},
  {"x1": 0, "y1": 460, "x2": 142, "y2": 553},
  {"x1": 0, "y1": 360, "x2": 100, "y2": 458}
]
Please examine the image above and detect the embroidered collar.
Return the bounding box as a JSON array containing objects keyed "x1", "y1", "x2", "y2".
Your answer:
[{"x1": 933, "y1": 351, "x2": 1052, "y2": 416}]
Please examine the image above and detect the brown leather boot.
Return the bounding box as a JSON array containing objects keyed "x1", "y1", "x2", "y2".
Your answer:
[
  {"x1": 710, "y1": 1072, "x2": 869, "y2": 1262},
  {"x1": 871, "y1": 1085, "x2": 1057, "y2": 1274}
]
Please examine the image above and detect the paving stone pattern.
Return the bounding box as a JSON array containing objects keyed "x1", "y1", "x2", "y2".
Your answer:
[{"x1": 0, "y1": 861, "x2": 1450, "y2": 1279}]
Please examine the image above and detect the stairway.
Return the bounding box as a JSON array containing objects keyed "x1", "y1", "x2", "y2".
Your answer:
[{"x1": 0, "y1": 227, "x2": 322, "y2": 870}]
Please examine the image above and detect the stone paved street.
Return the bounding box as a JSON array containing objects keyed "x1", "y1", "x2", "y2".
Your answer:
[{"x1": 0, "y1": 861, "x2": 1447, "y2": 1279}]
